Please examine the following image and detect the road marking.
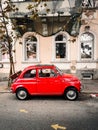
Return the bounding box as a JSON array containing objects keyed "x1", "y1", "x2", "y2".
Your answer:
[
  {"x1": 19, "y1": 109, "x2": 28, "y2": 113},
  {"x1": 51, "y1": 124, "x2": 66, "y2": 130}
]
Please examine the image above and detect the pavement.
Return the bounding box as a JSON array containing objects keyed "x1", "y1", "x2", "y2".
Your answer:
[
  {"x1": 0, "y1": 80, "x2": 98, "y2": 97},
  {"x1": 81, "y1": 79, "x2": 98, "y2": 97},
  {"x1": 0, "y1": 81, "x2": 9, "y2": 93}
]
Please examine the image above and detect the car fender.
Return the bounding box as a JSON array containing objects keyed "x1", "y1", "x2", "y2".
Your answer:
[
  {"x1": 15, "y1": 85, "x2": 28, "y2": 93},
  {"x1": 64, "y1": 86, "x2": 79, "y2": 94}
]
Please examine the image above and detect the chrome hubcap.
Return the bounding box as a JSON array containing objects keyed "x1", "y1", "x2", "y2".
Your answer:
[
  {"x1": 67, "y1": 90, "x2": 76, "y2": 100},
  {"x1": 18, "y1": 90, "x2": 27, "y2": 100}
]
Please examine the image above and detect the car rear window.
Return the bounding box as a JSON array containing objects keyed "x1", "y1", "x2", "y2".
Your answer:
[{"x1": 23, "y1": 69, "x2": 36, "y2": 78}]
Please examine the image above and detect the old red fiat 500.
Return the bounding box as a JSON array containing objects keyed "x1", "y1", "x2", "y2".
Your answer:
[{"x1": 10, "y1": 65, "x2": 82, "y2": 101}]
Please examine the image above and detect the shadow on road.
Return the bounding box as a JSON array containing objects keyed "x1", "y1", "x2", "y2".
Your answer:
[{"x1": 10, "y1": 93, "x2": 92, "y2": 102}]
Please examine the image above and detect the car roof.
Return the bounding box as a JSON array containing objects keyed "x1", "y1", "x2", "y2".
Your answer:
[{"x1": 23, "y1": 64, "x2": 55, "y2": 71}]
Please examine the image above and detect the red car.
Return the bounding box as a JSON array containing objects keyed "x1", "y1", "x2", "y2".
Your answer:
[{"x1": 10, "y1": 65, "x2": 82, "y2": 101}]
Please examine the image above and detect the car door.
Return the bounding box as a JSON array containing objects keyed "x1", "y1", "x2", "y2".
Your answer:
[
  {"x1": 21, "y1": 69, "x2": 37, "y2": 94},
  {"x1": 37, "y1": 68, "x2": 64, "y2": 95},
  {"x1": 48, "y1": 75, "x2": 64, "y2": 94},
  {"x1": 37, "y1": 68, "x2": 50, "y2": 94}
]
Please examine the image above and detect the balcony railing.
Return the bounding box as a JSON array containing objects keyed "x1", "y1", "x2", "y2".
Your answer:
[
  {"x1": 11, "y1": 0, "x2": 63, "y2": 2},
  {"x1": 11, "y1": 0, "x2": 32, "y2": 2}
]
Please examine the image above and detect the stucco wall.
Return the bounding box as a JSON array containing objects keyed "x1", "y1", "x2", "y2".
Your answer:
[{"x1": 0, "y1": 9, "x2": 98, "y2": 80}]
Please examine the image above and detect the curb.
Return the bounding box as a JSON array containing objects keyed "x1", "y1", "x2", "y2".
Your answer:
[
  {"x1": 0, "y1": 86, "x2": 10, "y2": 93},
  {"x1": 0, "y1": 90, "x2": 10, "y2": 93}
]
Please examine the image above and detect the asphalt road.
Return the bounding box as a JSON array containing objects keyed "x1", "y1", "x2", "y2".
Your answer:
[{"x1": 0, "y1": 93, "x2": 98, "y2": 130}]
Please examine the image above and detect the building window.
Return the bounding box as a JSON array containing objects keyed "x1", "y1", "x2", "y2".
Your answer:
[
  {"x1": 0, "y1": 42, "x2": 9, "y2": 62},
  {"x1": 54, "y1": 33, "x2": 67, "y2": 61},
  {"x1": 0, "y1": 41, "x2": 15, "y2": 62},
  {"x1": 24, "y1": 35, "x2": 39, "y2": 61},
  {"x1": 80, "y1": 32, "x2": 94, "y2": 60}
]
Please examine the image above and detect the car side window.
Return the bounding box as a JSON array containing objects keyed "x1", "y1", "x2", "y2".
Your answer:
[
  {"x1": 23, "y1": 69, "x2": 36, "y2": 78},
  {"x1": 38, "y1": 69, "x2": 57, "y2": 78}
]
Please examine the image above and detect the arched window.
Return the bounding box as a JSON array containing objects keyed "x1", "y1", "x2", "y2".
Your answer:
[
  {"x1": 24, "y1": 35, "x2": 38, "y2": 61},
  {"x1": 54, "y1": 33, "x2": 67, "y2": 60},
  {"x1": 80, "y1": 32, "x2": 94, "y2": 60}
]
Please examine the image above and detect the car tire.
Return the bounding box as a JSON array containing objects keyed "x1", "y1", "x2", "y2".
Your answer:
[
  {"x1": 16, "y1": 88, "x2": 28, "y2": 100},
  {"x1": 64, "y1": 88, "x2": 78, "y2": 101}
]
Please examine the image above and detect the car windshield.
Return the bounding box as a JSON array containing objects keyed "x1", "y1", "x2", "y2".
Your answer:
[{"x1": 56, "y1": 67, "x2": 64, "y2": 75}]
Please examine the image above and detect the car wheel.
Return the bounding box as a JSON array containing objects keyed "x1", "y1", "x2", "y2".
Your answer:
[
  {"x1": 64, "y1": 88, "x2": 78, "y2": 101},
  {"x1": 16, "y1": 88, "x2": 28, "y2": 100}
]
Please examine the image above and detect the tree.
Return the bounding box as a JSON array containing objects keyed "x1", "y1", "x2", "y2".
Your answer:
[
  {"x1": 0, "y1": 0, "x2": 50, "y2": 86},
  {"x1": 0, "y1": 0, "x2": 18, "y2": 86}
]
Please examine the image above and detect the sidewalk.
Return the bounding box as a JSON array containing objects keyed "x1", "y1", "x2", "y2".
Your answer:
[
  {"x1": 81, "y1": 79, "x2": 98, "y2": 94},
  {"x1": 0, "y1": 80, "x2": 98, "y2": 94},
  {"x1": 0, "y1": 81, "x2": 10, "y2": 93}
]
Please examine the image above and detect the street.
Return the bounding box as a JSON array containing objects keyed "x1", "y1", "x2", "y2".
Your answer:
[{"x1": 0, "y1": 93, "x2": 98, "y2": 130}]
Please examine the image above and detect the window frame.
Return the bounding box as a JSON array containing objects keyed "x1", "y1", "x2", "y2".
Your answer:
[
  {"x1": 52, "y1": 32, "x2": 68, "y2": 62},
  {"x1": 25, "y1": 41, "x2": 37, "y2": 61},
  {"x1": 23, "y1": 33, "x2": 40, "y2": 63},
  {"x1": 79, "y1": 32, "x2": 94, "y2": 61}
]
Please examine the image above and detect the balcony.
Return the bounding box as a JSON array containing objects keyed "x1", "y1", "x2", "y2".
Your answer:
[{"x1": 10, "y1": 0, "x2": 84, "y2": 18}]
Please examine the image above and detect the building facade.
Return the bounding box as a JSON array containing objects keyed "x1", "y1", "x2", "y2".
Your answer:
[{"x1": 0, "y1": 0, "x2": 98, "y2": 80}]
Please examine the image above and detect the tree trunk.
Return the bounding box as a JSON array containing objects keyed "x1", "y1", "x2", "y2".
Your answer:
[{"x1": 0, "y1": 2, "x2": 15, "y2": 87}]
